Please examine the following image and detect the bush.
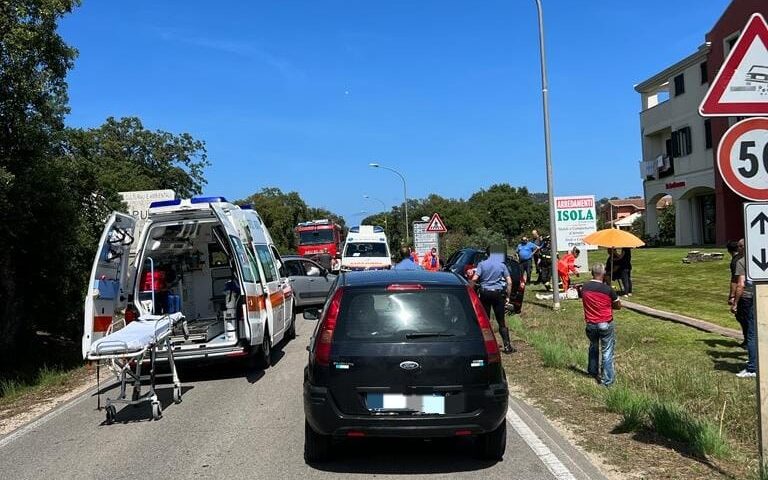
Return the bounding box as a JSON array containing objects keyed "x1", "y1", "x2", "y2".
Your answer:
[
  {"x1": 648, "y1": 401, "x2": 729, "y2": 458},
  {"x1": 604, "y1": 387, "x2": 651, "y2": 431}
]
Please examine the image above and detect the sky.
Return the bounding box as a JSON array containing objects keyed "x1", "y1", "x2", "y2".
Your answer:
[{"x1": 58, "y1": 0, "x2": 732, "y2": 222}]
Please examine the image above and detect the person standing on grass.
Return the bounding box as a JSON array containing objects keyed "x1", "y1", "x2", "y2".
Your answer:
[
  {"x1": 532, "y1": 229, "x2": 543, "y2": 283},
  {"x1": 731, "y1": 239, "x2": 756, "y2": 378},
  {"x1": 470, "y1": 244, "x2": 515, "y2": 354},
  {"x1": 726, "y1": 240, "x2": 747, "y2": 348},
  {"x1": 581, "y1": 263, "x2": 621, "y2": 387},
  {"x1": 516, "y1": 235, "x2": 539, "y2": 284}
]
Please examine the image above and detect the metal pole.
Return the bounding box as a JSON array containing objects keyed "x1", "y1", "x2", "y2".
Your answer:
[
  {"x1": 533, "y1": 0, "x2": 560, "y2": 309},
  {"x1": 364, "y1": 195, "x2": 389, "y2": 234},
  {"x1": 369, "y1": 164, "x2": 409, "y2": 245}
]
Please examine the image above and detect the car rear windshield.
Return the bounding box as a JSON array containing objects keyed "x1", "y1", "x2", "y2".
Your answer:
[
  {"x1": 343, "y1": 242, "x2": 388, "y2": 258},
  {"x1": 334, "y1": 287, "x2": 481, "y2": 342}
]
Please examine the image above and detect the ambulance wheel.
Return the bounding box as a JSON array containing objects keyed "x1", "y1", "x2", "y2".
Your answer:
[
  {"x1": 151, "y1": 401, "x2": 162, "y2": 420},
  {"x1": 105, "y1": 405, "x2": 116, "y2": 425},
  {"x1": 286, "y1": 312, "x2": 297, "y2": 340},
  {"x1": 255, "y1": 329, "x2": 272, "y2": 370},
  {"x1": 173, "y1": 386, "x2": 182, "y2": 404}
]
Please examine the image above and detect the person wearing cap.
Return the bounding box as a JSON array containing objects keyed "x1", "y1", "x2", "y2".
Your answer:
[{"x1": 469, "y1": 245, "x2": 515, "y2": 354}]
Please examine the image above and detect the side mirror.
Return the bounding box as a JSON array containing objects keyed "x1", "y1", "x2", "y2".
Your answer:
[{"x1": 303, "y1": 308, "x2": 321, "y2": 320}]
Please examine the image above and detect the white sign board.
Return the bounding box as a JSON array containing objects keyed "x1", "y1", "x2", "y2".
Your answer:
[
  {"x1": 119, "y1": 189, "x2": 175, "y2": 250},
  {"x1": 554, "y1": 195, "x2": 598, "y2": 252},
  {"x1": 413, "y1": 222, "x2": 439, "y2": 259},
  {"x1": 745, "y1": 202, "x2": 768, "y2": 282}
]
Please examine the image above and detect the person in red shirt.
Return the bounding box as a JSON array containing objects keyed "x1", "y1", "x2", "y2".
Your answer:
[
  {"x1": 557, "y1": 247, "x2": 580, "y2": 291},
  {"x1": 581, "y1": 263, "x2": 621, "y2": 386},
  {"x1": 421, "y1": 247, "x2": 440, "y2": 272}
]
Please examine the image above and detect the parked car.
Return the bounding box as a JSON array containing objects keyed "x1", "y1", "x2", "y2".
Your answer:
[
  {"x1": 281, "y1": 256, "x2": 337, "y2": 309},
  {"x1": 442, "y1": 247, "x2": 487, "y2": 278},
  {"x1": 302, "y1": 270, "x2": 508, "y2": 463}
]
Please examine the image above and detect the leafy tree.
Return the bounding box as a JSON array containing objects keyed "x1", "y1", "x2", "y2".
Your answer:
[
  {"x1": 467, "y1": 184, "x2": 548, "y2": 240},
  {"x1": 239, "y1": 188, "x2": 309, "y2": 253},
  {"x1": 658, "y1": 204, "x2": 676, "y2": 245},
  {"x1": 630, "y1": 214, "x2": 645, "y2": 239}
]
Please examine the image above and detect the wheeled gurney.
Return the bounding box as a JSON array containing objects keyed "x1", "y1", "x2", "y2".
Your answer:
[{"x1": 87, "y1": 313, "x2": 188, "y2": 423}]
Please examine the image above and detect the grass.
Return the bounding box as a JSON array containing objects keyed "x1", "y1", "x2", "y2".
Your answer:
[
  {"x1": 625, "y1": 246, "x2": 734, "y2": 328},
  {"x1": 0, "y1": 366, "x2": 84, "y2": 406},
  {"x1": 502, "y1": 289, "x2": 759, "y2": 479}
]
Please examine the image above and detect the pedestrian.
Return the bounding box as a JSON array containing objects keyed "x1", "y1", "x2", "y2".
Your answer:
[
  {"x1": 726, "y1": 240, "x2": 747, "y2": 347},
  {"x1": 516, "y1": 235, "x2": 539, "y2": 284},
  {"x1": 619, "y1": 248, "x2": 633, "y2": 296},
  {"x1": 421, "y1": 247, "x2": 440, "y2": 272},
  {"x1": 470, "y1": 245, "x2": 515, "y2": 354},
  {"x1": 557, "y1": 247, "x2": 580, "y2": 292},
  {"x1": 581, "y1": 263, "x2": 621, "y2": 387},
  {"x1": 532, "y1": 229, "x2": 543, "y2": 283},
  {"x1": 732, "y1": 239, "x2": 756, "y2": 378},
  {"x1": 393, "y1": 246, "x2": 423, "y2": 270}
]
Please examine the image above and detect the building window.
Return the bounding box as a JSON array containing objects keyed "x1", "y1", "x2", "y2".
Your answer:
[
  {"x1": 671, "y1": 126, "x2": 692, "y2": 157},
  {"x1": 674, "y1": 74, "x2": 685, "y2": 96},
  {"x1": 704, "y1": 119, "x2": 712, "y2": 149},
  {"x1": 726, "y1": 34, "x2": 739, "y2": 53},
  {"x1": 700, "y1": 62, "x2": 708, "y2": 84}
]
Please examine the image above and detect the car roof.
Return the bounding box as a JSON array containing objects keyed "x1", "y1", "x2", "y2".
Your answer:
[
  {"x1": 339, "y1": 270, "x2": 466, "y2": 287},
  {"x1": 281, "y1": 255, "x2": 305, "y2": 260}
]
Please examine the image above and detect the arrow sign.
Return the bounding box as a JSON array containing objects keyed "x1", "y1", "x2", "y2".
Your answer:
[
  {"x1": 754, "y1": 212, "x2": 768, "y2": 235},
  {"x1": 745, "y1": 202, "x2": 768, "y2": 281}
]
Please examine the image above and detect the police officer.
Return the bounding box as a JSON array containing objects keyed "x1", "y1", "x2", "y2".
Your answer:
[{"x1": 470, "y1": 244, "x2": 515, "y2": 354}]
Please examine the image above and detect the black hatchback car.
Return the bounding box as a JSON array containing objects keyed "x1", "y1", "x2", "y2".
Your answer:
[{"x1": 302, "y1": 270, "x2": 508, "y2": 463}]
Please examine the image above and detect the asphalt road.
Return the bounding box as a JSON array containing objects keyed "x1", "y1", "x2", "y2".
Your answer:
[{"x1": 0, "y1": 319, "x2": 607, "y2": 480}]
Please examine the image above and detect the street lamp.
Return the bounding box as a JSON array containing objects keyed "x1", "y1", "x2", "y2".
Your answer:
[
  {"x1": 363, "y1": 195, "x2": 388, "y2": 232},
  {"x1": 532, "y1": 0, "x2": 560, "y2": 310},
  {"x1": 369, "y1": 163, "x2": 409, "y2": 245}
]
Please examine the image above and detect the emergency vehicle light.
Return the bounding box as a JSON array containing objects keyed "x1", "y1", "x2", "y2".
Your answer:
[
  {"x1": 240, "y1": 204, "x2": 253, "y2": 210},
  {"x1": 191, "y1": 196, "x2": 228, "y2": 204},
  {"x1": 149, "y1": 199, "x2": 181, "y2": 208}
]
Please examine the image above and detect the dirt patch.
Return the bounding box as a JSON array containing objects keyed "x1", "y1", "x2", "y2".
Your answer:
[{"x1": 0, "y1": 367, "x2": 95, "y2": 437}]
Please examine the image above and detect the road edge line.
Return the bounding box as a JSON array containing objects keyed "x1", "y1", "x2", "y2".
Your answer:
[{"x1": 506, "y1": 404, "x2": 578, "y2": 480}]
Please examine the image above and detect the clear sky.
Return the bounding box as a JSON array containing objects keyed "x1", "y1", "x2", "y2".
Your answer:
[{"x1": 59, "y1": 0, "x2": 731, "y2": 222}]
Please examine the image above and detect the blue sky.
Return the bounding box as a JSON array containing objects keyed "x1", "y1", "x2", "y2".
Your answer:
[{"x1": 59, "y1": 0, "x2": 730, "y2": 221}]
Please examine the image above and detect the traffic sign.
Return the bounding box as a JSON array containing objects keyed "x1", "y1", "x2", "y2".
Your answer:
[
  {"x1": 717, "y1": 117, "x2": 768, "y2": 201},
  {"x1": 700, "y1": 13, "x2": 768, "y2": 117},
  {"x1": 425, "y1": 213, "x2": 447, "y2": 233},
  {"x1": 412, "y1": 221, "x2": 439, "y2": 259},
  {"x1": 746, "y1": 202, "x2": 768, "y2": 281}
]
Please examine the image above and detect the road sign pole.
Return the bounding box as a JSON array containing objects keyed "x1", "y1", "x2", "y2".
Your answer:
[{"x1": 758, "y1": 282, "x2": 768, "y2": 471}]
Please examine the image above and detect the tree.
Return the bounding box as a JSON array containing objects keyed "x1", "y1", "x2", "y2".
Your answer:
[
  {"x1": 65, "y1": 117, "x2": 209, "y2": 198},
  {"x1": 239, "y1": 188, "x2": 309, "y2": 253},
  {"x1": 0, "y1": 0, "x2": 82, "y2": 371},
  {"x1": 658, "y1": 204, "x2": 676, "y2": 245},
  {"x1": 467, "y1": 184, "x2": 548, "y2": 241}
]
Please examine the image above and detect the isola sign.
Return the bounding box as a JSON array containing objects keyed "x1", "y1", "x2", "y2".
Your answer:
[{"x1": 554, "y1": 195, "x2": 598, "y2": 252}]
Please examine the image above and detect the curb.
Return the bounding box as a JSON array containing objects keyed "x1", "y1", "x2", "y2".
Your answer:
[{"x1": 621, "y1": 300, "x2": 742, "y2": 340}]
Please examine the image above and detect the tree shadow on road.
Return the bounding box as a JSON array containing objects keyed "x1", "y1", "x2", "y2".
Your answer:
[{"x1": 311, "y1": 437, "x2": 498, "y2": 475}]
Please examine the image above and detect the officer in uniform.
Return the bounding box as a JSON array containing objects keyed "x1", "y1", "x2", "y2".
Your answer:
[{"x1": 470, "y1": 244, "x2": 515, "y2": 354}]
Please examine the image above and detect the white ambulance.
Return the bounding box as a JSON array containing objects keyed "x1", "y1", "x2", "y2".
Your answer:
[
  {"x1": 82, "y1": 196, "x2": 294, "y2": 367},
  {"x1": 339, "y1": 225, "x2": 392, "y2": 271}
]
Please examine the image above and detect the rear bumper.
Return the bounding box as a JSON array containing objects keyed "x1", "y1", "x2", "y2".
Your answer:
[{"x1": 304, "y1": 382, "x2": 508, "y2": 437}]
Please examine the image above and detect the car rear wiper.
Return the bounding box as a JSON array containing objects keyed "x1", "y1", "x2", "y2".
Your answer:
[{"x1": 404, "y1": 332, "x2": 455, "y2": 339}]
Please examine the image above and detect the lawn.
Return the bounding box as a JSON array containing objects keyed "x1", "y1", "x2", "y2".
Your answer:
[
  {"x1": 604, "y1": 247, "x2": 736, "y2": 329},
  {"x1": 502, "y1": 289, "x2": 759, "y2": 479}
]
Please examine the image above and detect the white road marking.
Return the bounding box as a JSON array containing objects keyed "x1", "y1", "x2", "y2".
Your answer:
[
  {"x1": 507, "y1": 406, "x2": 578, "y2": 480},
  {"x1": 0, "y1": 386, "x2": 96, "y2": 450}
]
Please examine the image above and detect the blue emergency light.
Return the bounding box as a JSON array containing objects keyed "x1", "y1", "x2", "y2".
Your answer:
[
  {"x1": 191, "y1": 196, "x2": 228, "y2": 204},
  {"x1": 149, "y1": 199, "x2": 181, "y2": 208}
]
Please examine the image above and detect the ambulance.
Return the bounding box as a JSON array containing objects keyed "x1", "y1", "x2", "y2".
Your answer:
[
  {"x1": 339, "y1": 225, "x2": 392, "y2": 271},
  {"x1": 82, "y1": 197, "x2": 294, "y2": 367}
]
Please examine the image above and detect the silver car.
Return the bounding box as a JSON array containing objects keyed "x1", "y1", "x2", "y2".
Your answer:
[{"x1": 281, "y1": 256, "x2": 337, "y2": 309}]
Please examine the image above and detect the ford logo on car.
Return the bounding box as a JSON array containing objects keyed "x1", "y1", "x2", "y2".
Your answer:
[{"x1": 399, "y1": 361, "x2": 420, "y2": 371}]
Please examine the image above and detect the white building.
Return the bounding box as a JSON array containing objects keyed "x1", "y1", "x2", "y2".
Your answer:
[{"x1": 635, "y1": 45, "x2": 716, "y2": 245}]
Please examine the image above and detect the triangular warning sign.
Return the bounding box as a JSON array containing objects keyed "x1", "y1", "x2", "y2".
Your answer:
[
  {"x1": 425, "y1": 213, "x2": 447, "y2": 233},
  {"x1": 700, "y1": 13, "x2": 768, "y2": 116}
]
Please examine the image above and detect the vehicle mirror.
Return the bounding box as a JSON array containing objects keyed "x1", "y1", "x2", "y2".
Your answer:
[{"x1": 303, "y1": 308, "x2": 320, "y2": 320}]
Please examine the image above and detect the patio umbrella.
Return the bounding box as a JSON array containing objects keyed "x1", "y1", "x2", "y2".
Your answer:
[{"x1": 582, "y1": 228, "x2": 645, "y2": 287}]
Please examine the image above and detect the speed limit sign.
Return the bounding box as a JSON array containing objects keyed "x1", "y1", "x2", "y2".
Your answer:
[{"x1": 717, "y1": 117, "x2": 768, "y2": 201}]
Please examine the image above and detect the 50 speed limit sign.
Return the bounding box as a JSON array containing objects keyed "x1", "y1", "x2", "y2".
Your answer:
[{"x1": 718, "y1": 117, "x2": 768, "y2": 201}]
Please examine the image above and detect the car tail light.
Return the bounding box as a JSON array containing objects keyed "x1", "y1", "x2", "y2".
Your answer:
[
  {"x1": 346, "y1": 431, "x2": 365, "y2": 437},
  {"x1": 386, "y1": 284, "x2": 425, "y2": 291},
  {"x1": 454, "y1": 430, "x2": 473, "y2": 436},
  {"x1": 313, "y1": 288, "x2": 344, "y2": 367},
  {"x1": 466, "y1": 286, "x2": 500, "y2": 364}
]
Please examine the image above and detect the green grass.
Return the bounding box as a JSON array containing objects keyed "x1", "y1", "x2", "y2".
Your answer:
[
  {"x1": 505, "y1": 292, "x2": 759, "y2": 475},
  {"x1": 626, "y1": 246, "x2": 734, "y2": 328},
  {"x1": 0, "y1": 366, "x2": 83, "y2": 405}
]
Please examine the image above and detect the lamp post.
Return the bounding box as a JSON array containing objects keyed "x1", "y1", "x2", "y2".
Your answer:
[
  {"x1": 363, "y1": 195, "x2": 388, "y2": 232},
  {"x1": 532, "y1": 0, "x2": 560, "y2": 310},
  {"x1": 369, "y1": 163, "x2": 409, "y2": 245}
]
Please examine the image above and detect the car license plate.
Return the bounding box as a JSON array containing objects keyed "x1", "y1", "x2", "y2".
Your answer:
[{"x1": 366, "y1": 393, "x2": 445, "y2": 414}]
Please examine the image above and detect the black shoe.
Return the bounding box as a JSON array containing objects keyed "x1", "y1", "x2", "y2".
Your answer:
[{"x1": 501, "y1": 345, "x2": 516, "y2": 354}]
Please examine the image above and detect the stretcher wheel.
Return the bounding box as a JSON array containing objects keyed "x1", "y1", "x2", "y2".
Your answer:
[
  {"x1": 105, "y1": 405, "x2": 116, "y2": 425},
  {"x1": 132, "y1": 389, "x2": 140, "y2": 402},
  {"x1": 151, "y1": 401, "x2": 162, "y2": 420},
  {"x1": 173, "y1": 386, "x2": 182, "y2": 404}
]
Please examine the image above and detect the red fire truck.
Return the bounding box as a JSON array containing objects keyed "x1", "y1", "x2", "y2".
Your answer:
[{"x1": 295, "y1": 219, "x2": 344, "y2": 271}]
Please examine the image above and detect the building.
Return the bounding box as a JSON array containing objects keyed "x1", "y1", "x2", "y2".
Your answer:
[
  {"x1": 635, "y1": 0, "x2": 768, "y2": 246},
  {"x1": 635, "y1": 45, "x2": 716, "y2": 245},
  {"x1": 601, "y1": 198, "x2": 645, "y2": 227}
]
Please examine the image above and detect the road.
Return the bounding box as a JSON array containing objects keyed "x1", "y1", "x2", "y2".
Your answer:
[{"x1": 0, "y1": 318, "x2": 606, "y2": 480}]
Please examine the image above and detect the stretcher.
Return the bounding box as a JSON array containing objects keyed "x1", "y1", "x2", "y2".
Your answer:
[{"x1": 87, "y1": 313, "x2": 188, "y2": 423}]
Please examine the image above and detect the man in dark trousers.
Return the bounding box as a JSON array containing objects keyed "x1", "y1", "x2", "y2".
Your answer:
[
  {"x1": 732, "y1": 239, "x2": 756, "y2": 378},
  {"x1": 470, "y1": 244, "x2": 515, "y2": 354},
  {"x1": 581, "y1": 263, "x2": 621, "y2": 387},
  {"x1": 726, "y1": 240, "x2": 747, "y2": 347}
]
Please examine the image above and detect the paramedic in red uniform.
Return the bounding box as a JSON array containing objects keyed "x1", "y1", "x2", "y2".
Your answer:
[
  {"x1": 581, "y1": 263, "x2": 621, "y2": 387},
  {"x1": 557, "y1": 247, "x2": 580, "y2": 291},
  {"x1": 421, "y1": 247, "x2": 440, "y2": 272}
]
